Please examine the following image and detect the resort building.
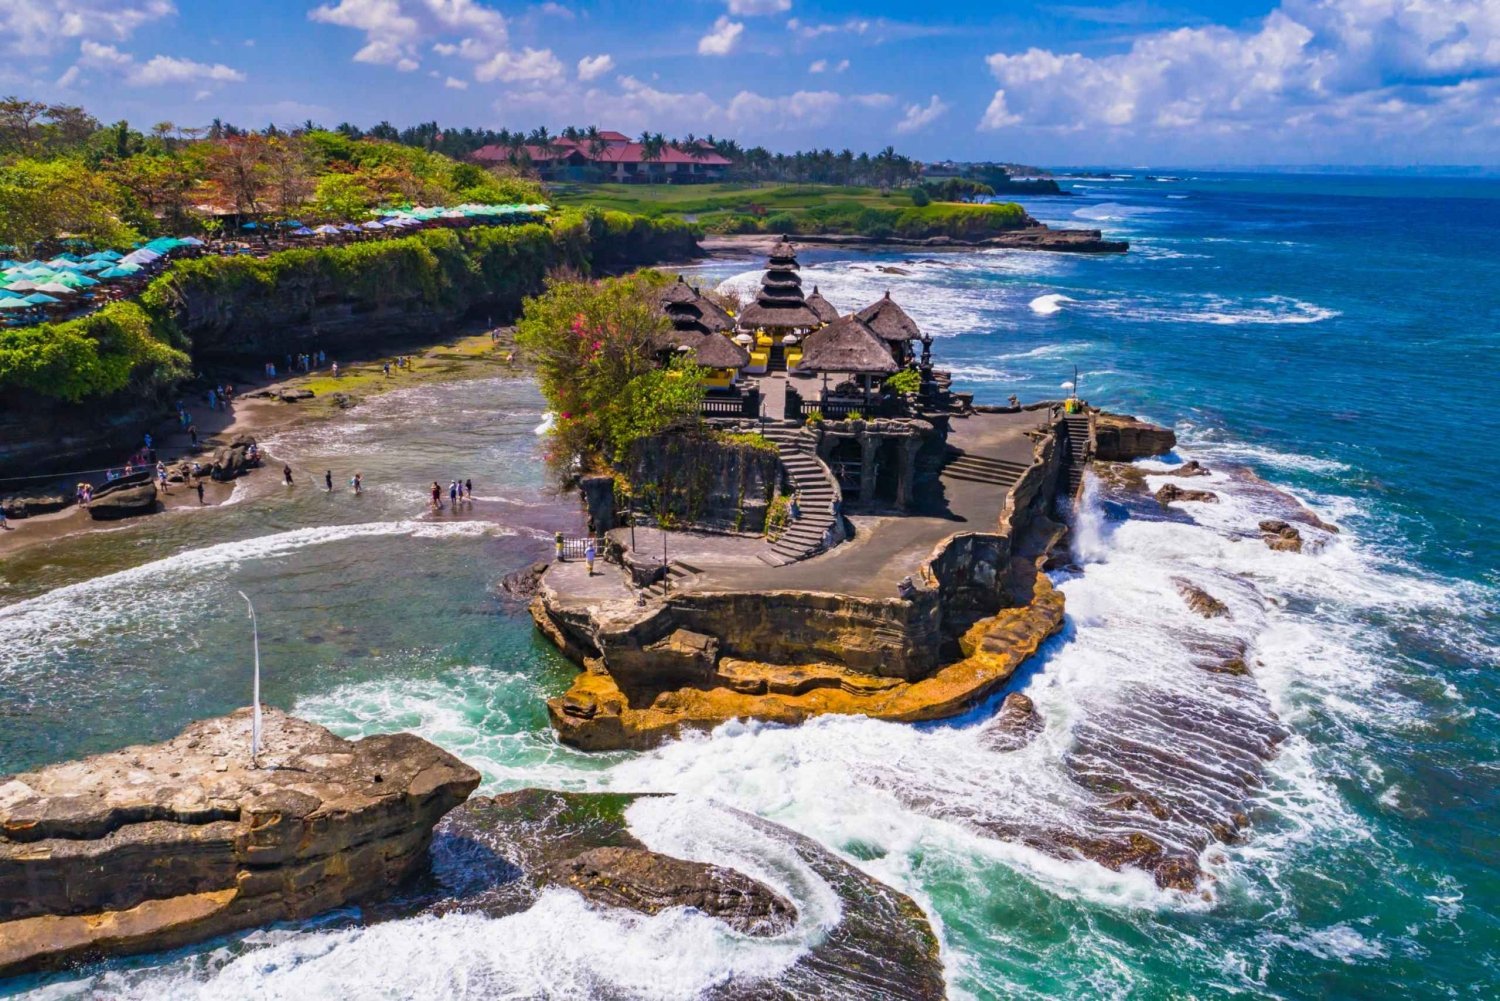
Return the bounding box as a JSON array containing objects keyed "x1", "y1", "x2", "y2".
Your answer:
[{"x1": 470, "y1": 131, "x2": 732, "y2": 183}]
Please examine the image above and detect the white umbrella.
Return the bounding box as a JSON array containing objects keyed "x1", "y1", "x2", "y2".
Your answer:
[{"x1": 33, "y1": 282, "x2": 76, "y2": 295}]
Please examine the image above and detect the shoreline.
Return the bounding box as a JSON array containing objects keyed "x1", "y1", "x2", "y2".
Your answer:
[
  {"x1": 699, "y1": 227, "x2": 1127, "y2": 256},
  {"x1": 0, "y1": 329, "x2": 524, "y2": 561}
]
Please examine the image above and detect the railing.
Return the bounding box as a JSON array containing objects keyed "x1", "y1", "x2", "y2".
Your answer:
[
  {"x1": 555, "y1": 536, "x2": 603, "y2": 561},
  {"x1": 699, "y1": 392, "x2": 760, "y2": 418},
  {"x1": 800, "y1": 397, "x2": 899, "y2": 420}
]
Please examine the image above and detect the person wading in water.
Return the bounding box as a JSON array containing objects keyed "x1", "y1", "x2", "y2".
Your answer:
[
  {"x1": 325, "y1": 469, "x2": 333, "y2": 491},
  {"x1": 283, "y1": 464, "x2": 294, "y2": 486},
  {"x1": 431, "y1": 481, "x2": 442, "y2": 510},
  {"x1": 351, "y1": 472, "x2": 362, "y2": 494}
]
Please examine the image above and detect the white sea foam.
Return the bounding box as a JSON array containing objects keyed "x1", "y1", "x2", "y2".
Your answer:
[{"x1": 1029, "y1": 293, "x2": 1074, "y2": 315}]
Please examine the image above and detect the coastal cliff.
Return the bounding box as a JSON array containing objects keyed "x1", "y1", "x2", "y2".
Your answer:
[{"x1": 0, "y1": 708, "x2": 479, "y2": 977}]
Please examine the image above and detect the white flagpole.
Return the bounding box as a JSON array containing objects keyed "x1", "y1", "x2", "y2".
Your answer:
[{"x1": 238, "y1": 591, "x2": 262, "y2": 767}]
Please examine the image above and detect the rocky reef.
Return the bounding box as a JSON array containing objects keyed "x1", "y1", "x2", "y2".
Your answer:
[
  {"x1": 408, "y1": 789, "x2": 947, "y2": 1000},
  {"x1": 0, "y1": 708, "x2": 479, "y2": 977}
]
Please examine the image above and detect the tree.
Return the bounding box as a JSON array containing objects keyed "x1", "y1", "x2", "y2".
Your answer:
[
  {"x1": 515, "y1": 270, "x2": 685, "y2": 471},
  {"x1": 203, "y1": 135, "x2": 271, "y2": 214},
  {"x1": 0, "y1": 158, "x2": 136, "y2": 254},
  {"x1": 263, "y1": 136, "x2": 315, "y2": 215},
  {"x1": 312, "y1": 172, "x2": 375, "y2": 220},
  {"x1": 0, "y1": 98, "x2": 48, "y2": 155}
]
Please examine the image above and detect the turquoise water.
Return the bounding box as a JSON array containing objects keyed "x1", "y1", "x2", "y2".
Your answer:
[{"x1": 2, "y1": 173, "x2": 1497, "y2": 998}]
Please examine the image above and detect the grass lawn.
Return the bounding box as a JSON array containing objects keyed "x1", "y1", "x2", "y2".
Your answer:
[
  {"x1": 549, "y1": 182, "x2": 1031, "y2": 239},
  {"x1": 549, "y1": 182, "x2": 915, "y2": 217}
]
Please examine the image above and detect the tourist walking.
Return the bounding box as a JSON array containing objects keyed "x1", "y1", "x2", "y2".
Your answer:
[
  {"x1": 325, "y1": 469, "x2": 333, "y2": 491},
  {"x1": 383, "y1": 362, "x2": 391, "y2": 378},
  {"x1": 465, "y1": 478, "x2": 473, "y2": 502},
  {"x1": 0, "y1": 508, "x2": 8, "y2": 531},
  {"x1": 331, "y1": 361, "x2": 339, "y2": 379},
  {"x1": 188, "y1": 425, "x2": 198, "y2": 447},
  {"x1": 196, "y1": 479, "x2": 205, "y2": 504},
  {"x1": 449, "y1": 480, "x2": 458, "y2": 508},
  {"x1": 351, "y1": 472, "x2": 362, "y2": 494},
  {"x1": 283, "y1": 464, "x2": 294, "y2": 486},
  {"x1": 156, "y1": 461, "x2": 169, "y2": 493},
  {"x1": 431, "y1": 481, "x2": 442, "y2": 509},
  {"x1": 585, "y1": 538, "x2": 597, "y2": 576}
]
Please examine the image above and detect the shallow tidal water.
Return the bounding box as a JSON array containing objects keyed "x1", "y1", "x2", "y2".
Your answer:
[{"x1": 2, "y1": 173, "x2": 1498, "y2": 999}]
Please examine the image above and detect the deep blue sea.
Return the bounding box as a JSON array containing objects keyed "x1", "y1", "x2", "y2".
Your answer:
[{"x1": 2, "y1": 172, "x2": 1497, "y2": 998}]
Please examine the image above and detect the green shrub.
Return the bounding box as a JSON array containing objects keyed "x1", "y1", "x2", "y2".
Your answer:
[
  {"x1": 885, "y1": 368, "x2": 921, "y2": 394},
  {"x1": 909, "y1": 186, "x2": 931, "y2": 207},
  {"x1": 0, "y1": 301, "x2": 188, "y2": 401}
]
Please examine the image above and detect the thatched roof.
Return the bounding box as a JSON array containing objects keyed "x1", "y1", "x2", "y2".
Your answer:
[
  {"x1": 660, "y1": 277, "x2": 701, "y2": 306},
  {"x1": 856, "y1": 291, "x2": 922, "y2": 342},
  {"x1": 796, "y1": 315, "x2": 898, "y2": 374},
  {"x1": 651, "y1": 329, "x2": 750, "y2": 368},
  {"x1": 689, "y1": 332, "x2": 751, "y2": 368},
  {"x1": 767, "y1": 239, "x2": 798, "y2": 265},
  {"x1": 806, "y1": 286, "x2": 839, "y2": 323},
  {"x1": 739, "y1": 300, "x2": 822, "y2": 329},
  {"x1": 692, "y1": 296, "x2": 736, "y2": 333}
]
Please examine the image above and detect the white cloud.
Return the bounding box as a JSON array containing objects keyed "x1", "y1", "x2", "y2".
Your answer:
[
  {"x1": 809, "y1": 59, "x2": 827, "y2": 73},
  {"x1": 444, "y1": 75, "x2": 469, "y2": 89},
  {"x1": 536, "y1": 2, "x2": 573, "y2": 17},
  {"x1": 697, "y1": 16, "x2": 744, "y2": 56},
  {"x1": 849, "y1": 92, "x2": 895, "y2": 108},
  {"x1": 577, "y1": 53, "x2": 613, "y2": 81},
  {"x1": 980, "y1": 0, "x2": 1500, "y2": 146},
  {"x1": 1, "y1": 0, "x2": 175, "y2": 57},
  {"x1": 787, "y1": 17, "x2": 871, "y2": 40},
  {"x1": 727, "y1": 0, "x2": 790, "y2": 14},
  {"x1": 76, "y1": 40, "x2": 245, "y2": 87},
  {"x1": 310, "y1": 0, "x2": 517, "y2": 74},
  {"x1": 895, "y1": 94, "x2": 948, "y2": 133},
  {"x1": 810, "y1": 57, "x2": 848, "y2": 73},
  {"x1": 474, "y1": 45, "x2": 563, "y2": 83}
]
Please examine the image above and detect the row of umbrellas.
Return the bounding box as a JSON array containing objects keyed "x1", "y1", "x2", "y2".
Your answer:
[{"x1": 236, "y1": 203, "x2": 550, "y2": 239}]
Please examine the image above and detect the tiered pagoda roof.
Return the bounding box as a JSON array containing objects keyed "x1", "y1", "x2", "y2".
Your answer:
[
  {"x1": 654, "y1": 278, "x2": 749, "y2": 368},
  {"x1": 738, "y1": 239, "x2": 822, "y2": 330}
]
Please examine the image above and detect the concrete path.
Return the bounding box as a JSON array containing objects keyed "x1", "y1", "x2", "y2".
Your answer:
[{"x1": 597, "y1": 410, "x2": 1046, "y2": 601}]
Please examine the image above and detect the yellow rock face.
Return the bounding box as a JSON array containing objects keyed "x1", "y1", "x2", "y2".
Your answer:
[{"x1": 547, "y1": 573, "x2": 1065, "y2": 751}]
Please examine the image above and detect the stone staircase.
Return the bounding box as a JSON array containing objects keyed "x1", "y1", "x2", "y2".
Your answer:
[
  {"x1": 1062, "y1": 414, "x2": 1092, "y2": 496},
  {"x1": 760, "y1": 427, "x2": 840, "y2": 565},
  {"x1": 643, "y1": 559, "x2": 702, "y2": 598},
  {"x1": 940, "y1": 447, "x2": 1030, "y2": 489}
]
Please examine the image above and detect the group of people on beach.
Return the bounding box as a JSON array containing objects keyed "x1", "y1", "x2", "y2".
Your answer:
[
  {"x1": 431, "y1": 479, "x2": 473, "y2": 510},
  {"x1": 207, "y1": 384, "x2": 234, "y2": 412},
  {"x1": 286, "y1": 351, "x2": 326, "y2": 374}
]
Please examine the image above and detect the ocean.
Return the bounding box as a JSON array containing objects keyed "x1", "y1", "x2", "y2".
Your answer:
[{"x1": 1, "y1": 172, "x2": 1497, "y2": 998}]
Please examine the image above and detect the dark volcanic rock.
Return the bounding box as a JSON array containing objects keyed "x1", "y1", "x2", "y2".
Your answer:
[
  {"x1": 0, "y1": 708, "x2": 479, "y2": 977},
  {"x1": 85, "y1": 482, "x2": 159, "y2": 520},
  {"x1": 278, "y1": 388, "x2": 315, "y2": 402},
  {"x1": 1162, "y1": 460, "x2": 1211, "y2": 477},
  {"x1": 540, "y1": 846, "x2": 796, "y2": 936},
  {"x1": 1173, "y1": 578, "x2": 1229, "y2": 619},
  {"x1": 498, "y1": 562, "x2": 549, "y2": 601},
  {"x1": 981, "y1": 693, "x2": 1044, "y2": 752},
  {"x1": 1156, "y1": 483, "x2": 1219, "y2": 506},
  {"x1": 1094, "y1": 412, "x2": 1176, "y2": 461},
  {"x1": 429, "y1": 789, "x2": 946, "y2": 1000}
]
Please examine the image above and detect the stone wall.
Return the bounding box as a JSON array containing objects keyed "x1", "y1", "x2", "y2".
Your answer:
[{"x1": 623, "y1": 431, "x2": 781, "y2": 535}]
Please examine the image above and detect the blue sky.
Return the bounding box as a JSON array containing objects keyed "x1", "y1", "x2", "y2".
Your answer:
[{"x1": 2, "y1": 1, "x2": 1497, "y2": 165}]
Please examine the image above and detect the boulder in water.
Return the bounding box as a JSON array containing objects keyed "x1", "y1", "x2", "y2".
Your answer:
[
  {"x1": 1259, "y1": 519, "x2": 1303, "y2": 552},
  {"x1": 1162, "y1": 459, "x2": 1210, "y2": 477},
  {"x1": 981, "y1": 692, "x2": 1044, "y2": 751},
  {"x1": 539, "y1": 846, "x2": 797, "y2": 936},
  {"x1": 1173, "y1": 578, "x2": 1230, "y2": 618},
  {"x1": 498, "y1": 562, "x2": 549, "y2": 601},
  {"x1": 1155, "y1": 483, "x2": 1218, "y2": 506},
  {"x1": 0, "y1": 708, "x2": 479, "y2": 977}
]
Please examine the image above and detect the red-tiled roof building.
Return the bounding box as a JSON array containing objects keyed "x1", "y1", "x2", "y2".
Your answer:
[{"x1": 470, "y1": 133, "x2": 731, "y2": 183}]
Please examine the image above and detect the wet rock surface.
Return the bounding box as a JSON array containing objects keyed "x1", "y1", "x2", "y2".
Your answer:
[
  {"x1": 1174, "y1": 578, "x2": 1230, "y2": 618},
  {"x1": 413, "y1": 789, "x2": 946, "y2": 1000},
  {"x1": 0, "y1": 708, "x2": 479, "y2": 977},
  {"x1": 1259, "y1": 519, "x2": 1304, "y2": 552},
  {"x1": 540, "y1": 846, "x2": 797, "y2": 936},
  {"x1": 0, "y1": 492, "x2": 69, "y2": 519},
  {"x1": 85, "y1": 481, "x2": 159, "y2": 520},
  {"x1": 1161, "y1": 459, "x2": 1211, "y2": 477},
  {"x1": 1156, "y1": 482, "x2": 1219, "y2": 506},
  {"x1": 497, "y1": 561, "x2": 549, "y2": 601},
  {"x1": 981, "y1": 692, "x2": 1044, "y2": 751}
]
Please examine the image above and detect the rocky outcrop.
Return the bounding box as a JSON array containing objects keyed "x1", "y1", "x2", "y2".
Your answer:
[
  {"x1": 426, "y1": 790, "x2": 946, "y2": 1000},
  {"x1": 0, "y1": 491, "x2": 69, "y2": 519},
  {"x1": 1174, "y1": 578, "x2": 1230, "y2": 618},
  {"x1": 497, "y1": 561, "x2": 549, "y2": 602},
  {"x1": 1259, "y1": 519, "x2": 1304, "y2": 552},
  {"x1": 0, "y1": 708, "x2": 479, "y2": 977},
  {"x1": 1156, "y1": 483, "x2": 1219, "y2": 506},
  {"x1": 623, "y1": 431, "x2": 779, "y2": 535},
  {"x1": 981, "y1": 692, "x2": 1044, "y2": 751},
  {"x1": 1162, "y1": 459, "x2": 1210, "y2": 477},
  {"x1": 1094, "y1": 412, "x2": 1176, "y2": 461},
  {"x1": 543, "y1": 572, "x2": 1065, "y2": 752},
  {"x1": 85, "y1": 481, "x2": 159, "y2": 521},
  {"x1": 211, "y1": 433, "x2": 258, "y2": 482},
  {"x1": 541, "y1": 846, "x2": 797, "y2": 936}
]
